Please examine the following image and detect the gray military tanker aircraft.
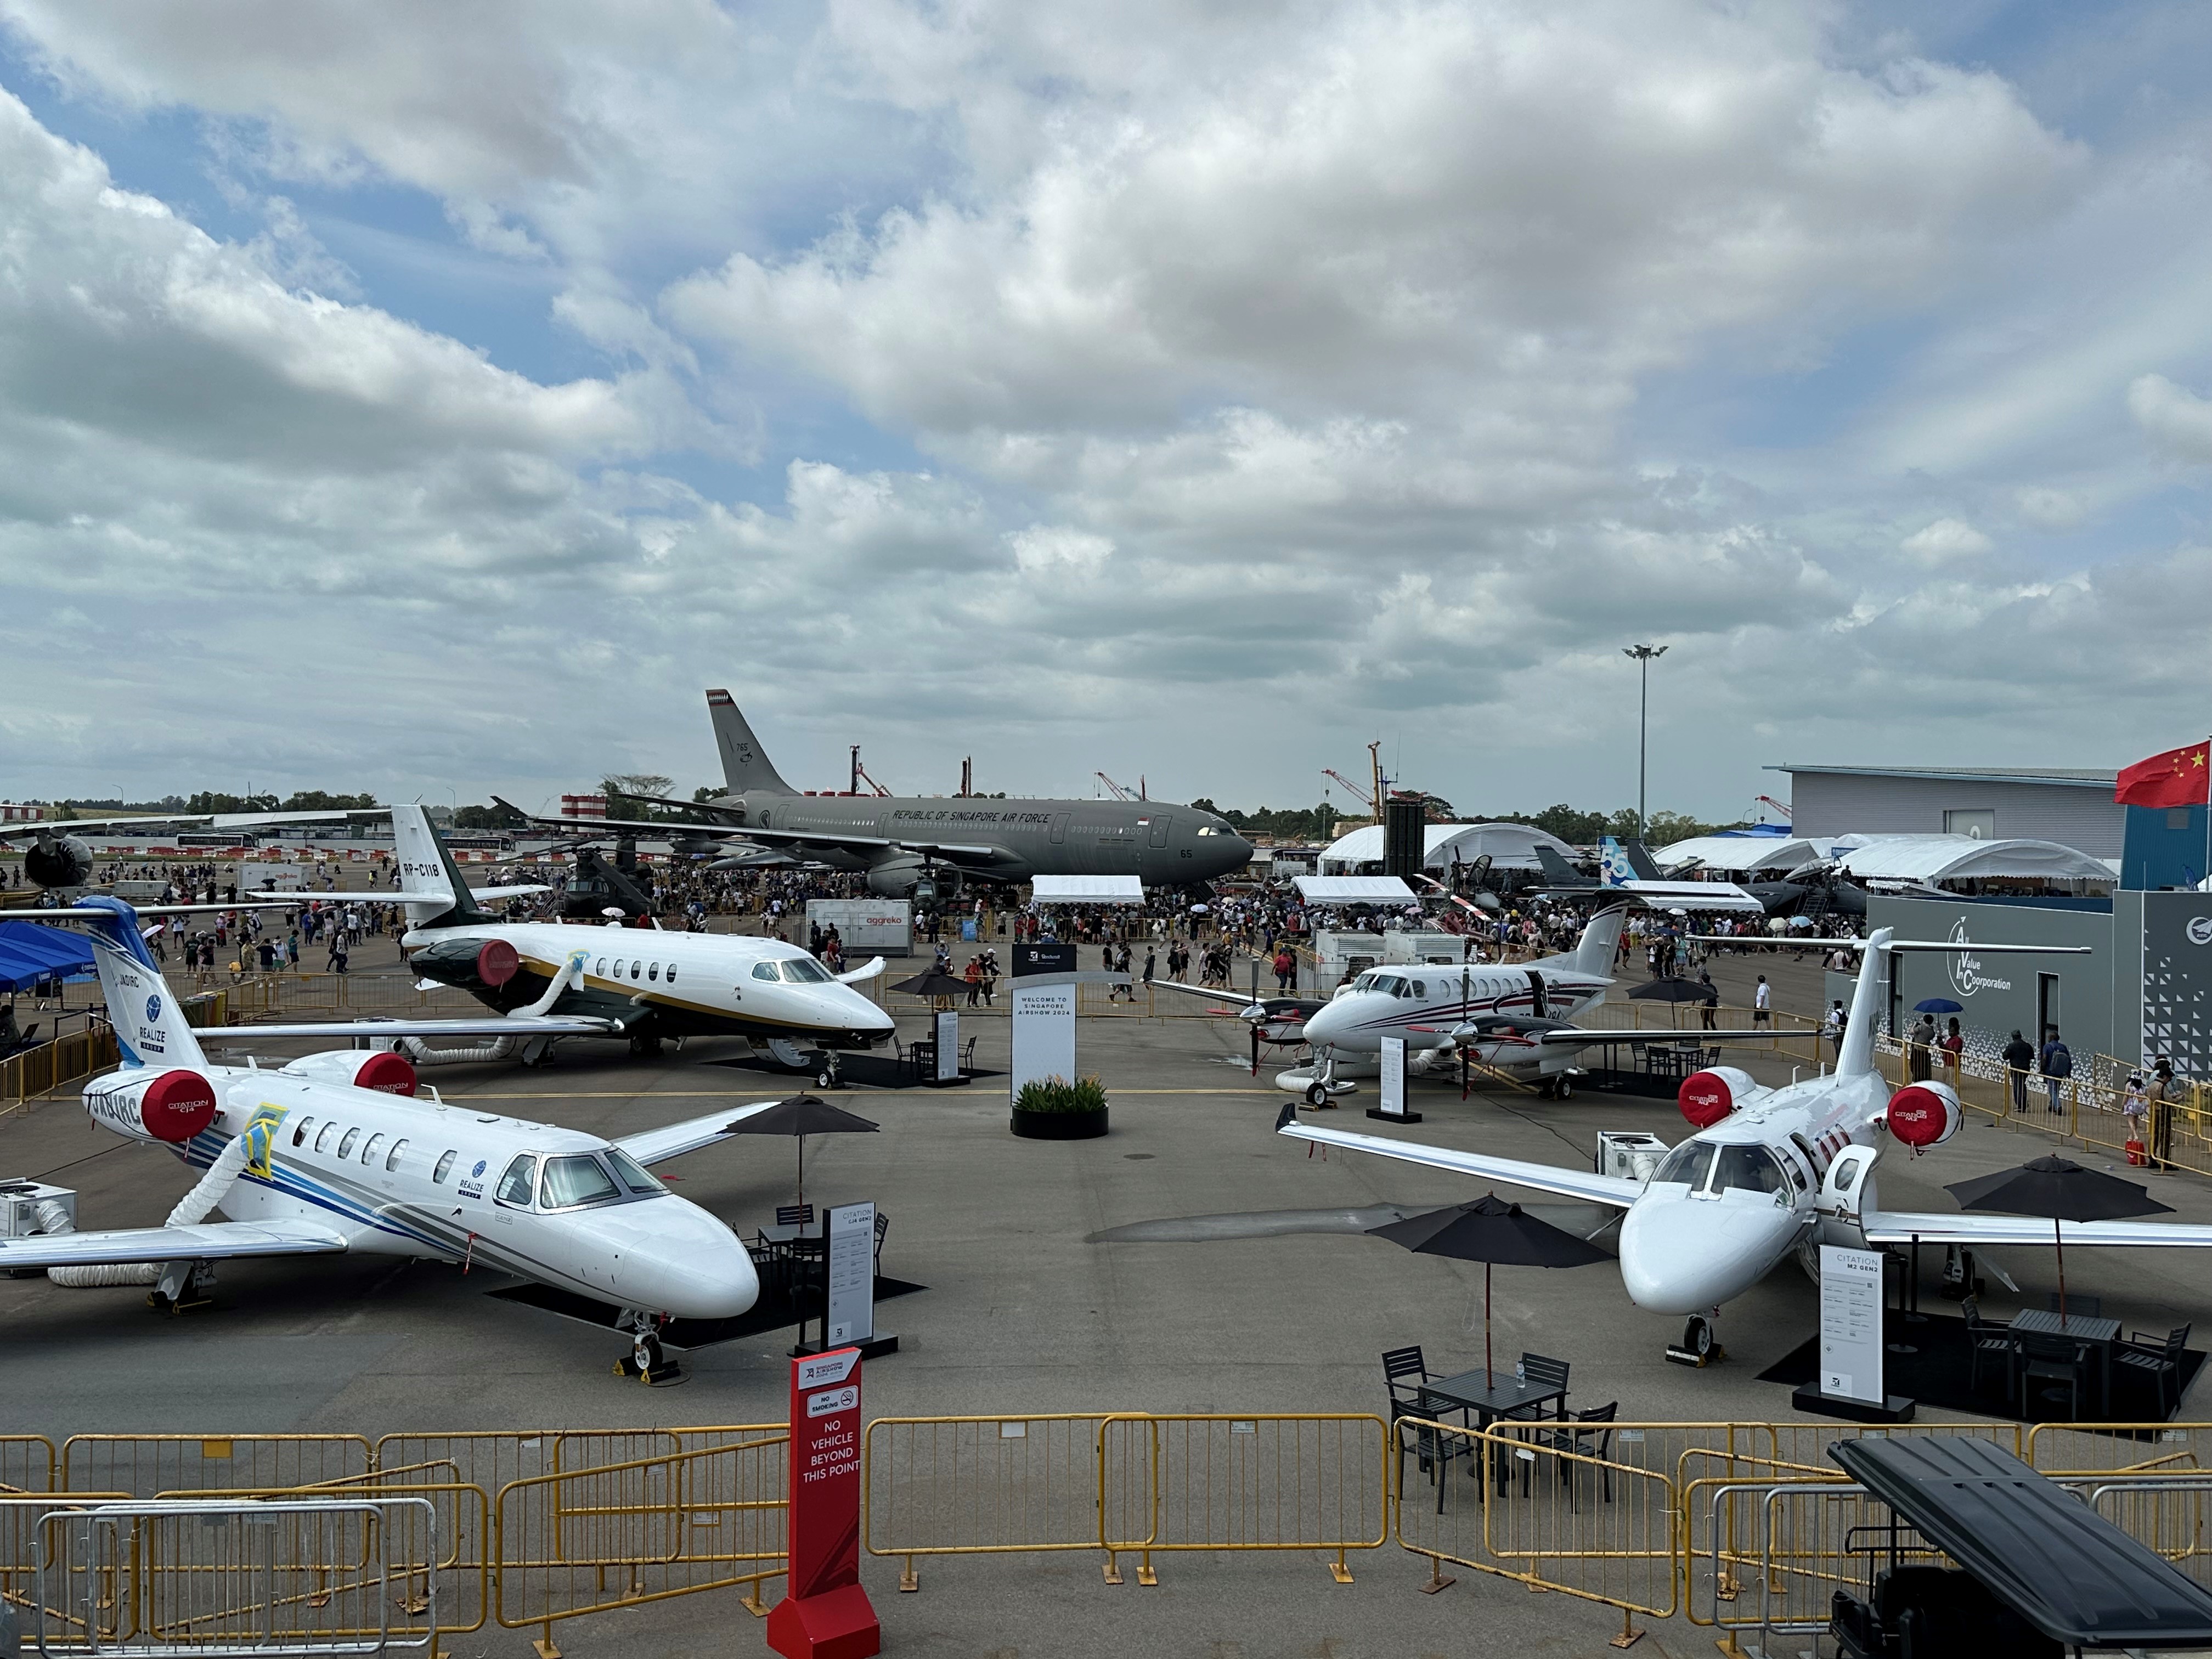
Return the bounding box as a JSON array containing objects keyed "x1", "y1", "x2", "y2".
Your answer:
[{"x1": 518, "y1": 691, "x2": 1256, "y2": 901}]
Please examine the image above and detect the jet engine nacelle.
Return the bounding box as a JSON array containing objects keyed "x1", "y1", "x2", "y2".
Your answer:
[
  {"x1": 408, "y1": 935, "x2": 522, "y2": 991},
  {"x1": 25, "y1": 834, "x2": 93, "y2": 890},
  {"x1": 1679, "y1": 1065, "x2": 1758, "y2": 1128},
  {"x1": 867, "y1": 857, "x2": 958, "y2": 901},
  {"x1": 82, "y1": 1068, "x2": 220, "y2": 1144},
  {"x1": 1883, "y1": 1081, "x2": 1962, "y2": 1149},
  {"x1": 279, "y1": 1049, "x2": 419, "y2": 1096}
]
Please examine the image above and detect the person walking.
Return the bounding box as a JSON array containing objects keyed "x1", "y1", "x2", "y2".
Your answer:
[
  {"x1": 2002, "y1": 1029, "x2": 2035, "y2": 1113},
  {"x1": 2148, "y1": 1058, "x2": 2177, "y2": 1164},
  {"x1": 1272, "y1": 945, "x2": 1295, "y2": 992},
  {"x1": 1697, "y1": 970, "x2": 1718, "y2": 1031},
  {"x1": 2038, "y1": 1026, "x2": 2072, "y2": 1117},
  {"x1": 1822, "y1": 1000, "x2": 1845, "y2": 1065},
  {"x1": 1752, "y1": 975, "x2": 1771, "y2": 1029},
  {"x1": 1907, "y1": 1013, "x2": 1937, "y2": 1084},
  {"x1": 963, "y1": 956, "x2": 983, "y2": 1007}
]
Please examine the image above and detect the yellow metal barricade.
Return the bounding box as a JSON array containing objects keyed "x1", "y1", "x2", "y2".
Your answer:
[
  {"x1": 493, "y1": 1434, "x2": 788, "y2": 1646},
  {"x1": 1097, "y1": 1414, "x2": 1387, "y2": 1587},
  {"x1": 2029, "y1": 1421, "x2": 2212, "y2": 1476},
  {"x1": 1393, "y1": 1419, "x2": 1674, "y2": 1648},
  {"x1": 864, "y1": 1415, "x2": 1113, "y2": 1590},
  {"x1": 61, "y1": 1434, "x2": 374, "y2": 1499},
  {"x1": 0, "y1": 1434, "x2": 57, "y2": 1494}
]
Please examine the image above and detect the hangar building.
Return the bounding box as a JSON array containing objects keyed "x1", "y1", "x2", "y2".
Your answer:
[{"x1": 1770, "y1": 763, "x2": 2124, "y2": 859}]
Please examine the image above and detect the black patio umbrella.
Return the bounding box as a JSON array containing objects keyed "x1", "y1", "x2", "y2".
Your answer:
[
  {"x1": 1368, "y1": 1194, "x2": 1612, "y2": 1390},
  {"x1": 722, "y1": 1094, "x2": 880, "y2": 1206},
  {"x1": 1627, "y1": 978, "x2": 1707, "y2": 1003},
  {"x1": 889, "y1": 969, "x2": 970, "y2": 1001},
  {"x1": 1944, "y1": 1155, "x2": 2173, "y2": 1325}
]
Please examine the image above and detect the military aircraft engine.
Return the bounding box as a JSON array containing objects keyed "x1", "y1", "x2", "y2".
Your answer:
[
  {"x1": 1883, "y1": 1081, "x2": 1962, "y2": 1148},
  {"x1": 1678, "y1": 1065, "x2": 1758, "y2": 1128},
  {"x1": 408, "y1": 935, "x2": 523, "y2": 991},
  {"x1": 24, "y1": 834, "x2": 94, "y2": 890},
  {"x1": 83, "y1": 1069, "x2": 218, "y2": 1144},
  {"x1": 867, "y1": 856, "x2": 956, "y2": 901},
  {"x1": 279, "y1": 1050, "x2": 419, "y2": 1096}
]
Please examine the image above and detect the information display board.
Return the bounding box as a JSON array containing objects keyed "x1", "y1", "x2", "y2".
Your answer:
[
  {"x1": 1366, "y1": 1034, "x2": 1419, "y2": 1122},
  {"x1": 933, "y1": 1009, "x2": 961, "y2": 1082},
  {"x1": 1009, "y1": 942, "x2": 1078, "y2": 1094},
  {"x1": 1819, "y1": 1244, "x2": 1885, "y2": 1405},
  {"x1": 825, "y1": 1202, "x2": 876, "y2": 1349}
]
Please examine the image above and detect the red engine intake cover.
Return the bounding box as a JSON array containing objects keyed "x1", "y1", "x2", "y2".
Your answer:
[
  {"x1": 142, "y1": 1070, "x2": 219, "y2": 1143},
  {"x1": 352, "y1": 1052, "x2": 419, "y2": 1096},
  {"x1": 1887, "y1": 1085, "x2": 1955, "y2": 1148},
  {"x1": 1679, "y1": 1069, "x2": 1734, "y2": 1129},
  {"x1": 477, "y1": 939, "x2": 520, "y2": 988}
]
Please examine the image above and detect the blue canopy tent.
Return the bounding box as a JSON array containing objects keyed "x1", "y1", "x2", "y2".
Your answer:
[{"x1": 0, "y1": 922, "x2": 98, "y2": 993}]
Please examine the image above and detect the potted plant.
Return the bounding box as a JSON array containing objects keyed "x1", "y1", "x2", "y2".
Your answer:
[{"x1": 1010, "y1": 1074, "x2": 1109, "y2": 1140}]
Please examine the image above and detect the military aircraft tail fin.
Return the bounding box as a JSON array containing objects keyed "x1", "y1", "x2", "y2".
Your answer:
[
  {"x1": 705, "y1": 690, "x2": 797, "y2": 797},
  {"x1": 1533, "y1": 844, "x2": 1584, "y2": 884}
]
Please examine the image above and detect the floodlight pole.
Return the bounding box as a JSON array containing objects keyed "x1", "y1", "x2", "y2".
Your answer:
[{"x1": 1623, "y1": 645, "x2": 1667, "y2": 837}]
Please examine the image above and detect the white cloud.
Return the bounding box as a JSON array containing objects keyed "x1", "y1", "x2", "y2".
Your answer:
[
  {"x1": 1899, "y1": 517, "x2": 1995, "y2": 561},
  {"x1": 2129, "y1": 372, "x2": 2212, "y2": 460}
]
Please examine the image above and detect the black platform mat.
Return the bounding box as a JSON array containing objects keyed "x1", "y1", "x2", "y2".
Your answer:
[
  {"x1": 710, "y1": 1052, "x2": 1002, "y2": 1089},
  {"x1": 491, "y1": 1273, "x2": 926, "y2": 1350},
  {"x1": 1756, "y1": 1308, "x2": 2204, "y2": 1424}
]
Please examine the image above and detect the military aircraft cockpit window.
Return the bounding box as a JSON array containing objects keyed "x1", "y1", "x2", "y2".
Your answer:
[
  {"x1": 495, "y1": 1154, "x2": 539, "y2": 1208},
  {"x1": 781, "y1": 960, "x2": 832, "y2": 984},
  {"x1": 752, "y1": 962, "x2": 780, "y2": 981},
  {"x1": 1713, "y1": 1145, "x2": 1788, "y2": 1196},
  {"x1": 606, "y1": 1148, "x2": 667, "y2": 1195},
  {"x1": 539, "y1": 1154, "x2": 623, "y2": 1210},
  {"x1": 1653, "y1": 1140, "x2": 1715, "y2": 1190}
]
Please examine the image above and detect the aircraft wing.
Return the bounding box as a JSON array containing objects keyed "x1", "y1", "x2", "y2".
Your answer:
[
  {"x1": 614, "y1": 1100, "x2": 788, "y2": 1166},
  {"x1": 246, "y1": 885, "x2": 550, "y2": 906},
  {"x1": 1606, "y1": 880, "x2": 1767, "y2": 912},
  {"x1": 1274, "y1": 1107, "x2": 1645, "y2": 1208},
  {"x1": 1149, "y1": 979, "x2": 1267, "y2": 1010},
  {"x1": 1861, "y1": 1210, "x2": 2212, "y2": 1250},
  {"x1": 1526, "y1": 1028, "x2": 1778, "y2": 1048},
  {"x1": 0, "y1": 809, "x2": 387, "y2": 839},
  {"x1": 0, "y1": 1218, "x2": 348, "y2": 1269},
  {"x1": 196, "y1": 1016, "x2": 615, "y2": 1041}
]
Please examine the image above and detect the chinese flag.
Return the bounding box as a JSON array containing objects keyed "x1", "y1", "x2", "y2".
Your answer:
[{"x1": 2116, "y1": 741, "x2": 2212, "y2": 808}]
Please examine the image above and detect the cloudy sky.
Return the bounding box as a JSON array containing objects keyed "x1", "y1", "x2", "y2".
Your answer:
[{"x1": 5, "y1": 2, "x2": 2212, "y2": 820}]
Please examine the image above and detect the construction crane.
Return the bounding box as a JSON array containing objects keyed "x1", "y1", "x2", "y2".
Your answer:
[
  {"x1": 1321, "y1": 769, "x2": 1373, "y2": 810},
  {"x1": 1095, "y1": 771, "x2": 1147, "y2": 802},
  {"x1": 1323, "y1": 742, "x2": 1389, "y2": 825},
  {"x1": 1753, "y1": 795, "x2": 1792, "y2": 822},
  {"x1": 848, "y1": 746, "x2": 891, "y2": 797}
]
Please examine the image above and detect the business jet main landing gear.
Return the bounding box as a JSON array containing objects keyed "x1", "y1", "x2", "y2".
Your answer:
[
  {"x1": 613, "y1": 1312, "x2": 685, "y2": 1386},
  {"x1": 1664, "y1": 1313, "x2": 1725, "y2": 1369},
  {"x1": 1537, "y1": 1073, "x2": 1576, "y2": 1101},
  {"x1": 627, "y1": 1032, "x2": 664, "y2": 1059},
  {"x1": 147, "y1": 1259, "x2": 217, "y2": 1316}
]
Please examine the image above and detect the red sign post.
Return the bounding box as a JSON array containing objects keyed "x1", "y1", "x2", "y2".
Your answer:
[{"x1": 768, "y1": 1347, "x2": 879, "y2": 1659}]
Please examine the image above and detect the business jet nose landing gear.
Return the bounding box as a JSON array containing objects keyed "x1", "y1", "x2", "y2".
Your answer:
[
  {"x1": 1664, "y1": 1313, "x2": 1724, "y2": 1369},
  {"x1": 613, "y1": 1312, "x2": 685, "y2": 1386}
]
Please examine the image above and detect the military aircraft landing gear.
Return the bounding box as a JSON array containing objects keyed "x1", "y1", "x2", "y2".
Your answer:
[
  {"x1": 1664, "y1": 1313, "x2": 1724, "y2": 1368},
  {"x1": 613, "y1": 1314, "x2": 685, "y2": 1385}
]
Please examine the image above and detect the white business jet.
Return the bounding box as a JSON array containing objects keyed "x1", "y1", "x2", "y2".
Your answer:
[
  {"x1": 242, "y1": 806, "x2": 897, "y2": 1081},
  {"x1": 1163, "y1": 910, "x2": 1630, "y2": 1103},
  {"x1": 1278, "y1": 927, "x2": 2212, "y2": 1363},
  {"x1": 0, "y1": 898, "x2": 789, "y2": 1380}
]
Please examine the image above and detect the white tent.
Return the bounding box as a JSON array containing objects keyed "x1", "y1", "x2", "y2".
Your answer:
[
  {"x1": 1835, "y1": 837, "x2": 2114, "y2": 885},
  {"x1": 1294, "y1": 874, "x2": 1418, "y2": 904},
  {"x1": 1317, "y1": 822, "x2": 1575, "y2": 875},
  {"x1": 1652, "y1": 836, "x2": 1825, "y2": 877},
  {"x1": 1029, "y1": 874, "x2": 1144, "y2": 904}
]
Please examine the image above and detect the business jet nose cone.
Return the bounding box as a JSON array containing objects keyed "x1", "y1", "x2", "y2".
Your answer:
[
  {"x1": 572, "y1": 1199, "x2": 759, "y2": 1321},
  {"x1": 1618, "y1": 1196, "x2": 1798, "y2": 1316}
]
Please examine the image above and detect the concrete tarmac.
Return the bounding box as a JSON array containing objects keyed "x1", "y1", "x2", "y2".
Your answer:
[{"x1": 5, "y1": 981, "x2": 2209, "y2": 1656}]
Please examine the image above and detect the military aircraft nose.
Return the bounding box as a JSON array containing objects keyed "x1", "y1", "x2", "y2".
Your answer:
[
  {"x1": 1618, "y1": 1194, "x2": 1799, "y2": 1316},
  {"x1": 565, "y1": 1199, "x2": 759, "y2": 1320}
]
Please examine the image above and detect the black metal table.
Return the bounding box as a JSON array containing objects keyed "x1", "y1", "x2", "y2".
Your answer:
[
  {"x1": 1419, "y1": 1370, "x2": 1566, "y2": 1427},
  {"x1": 2008, "y1": 1307, "x2": 2121, "y2": 1413}
]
